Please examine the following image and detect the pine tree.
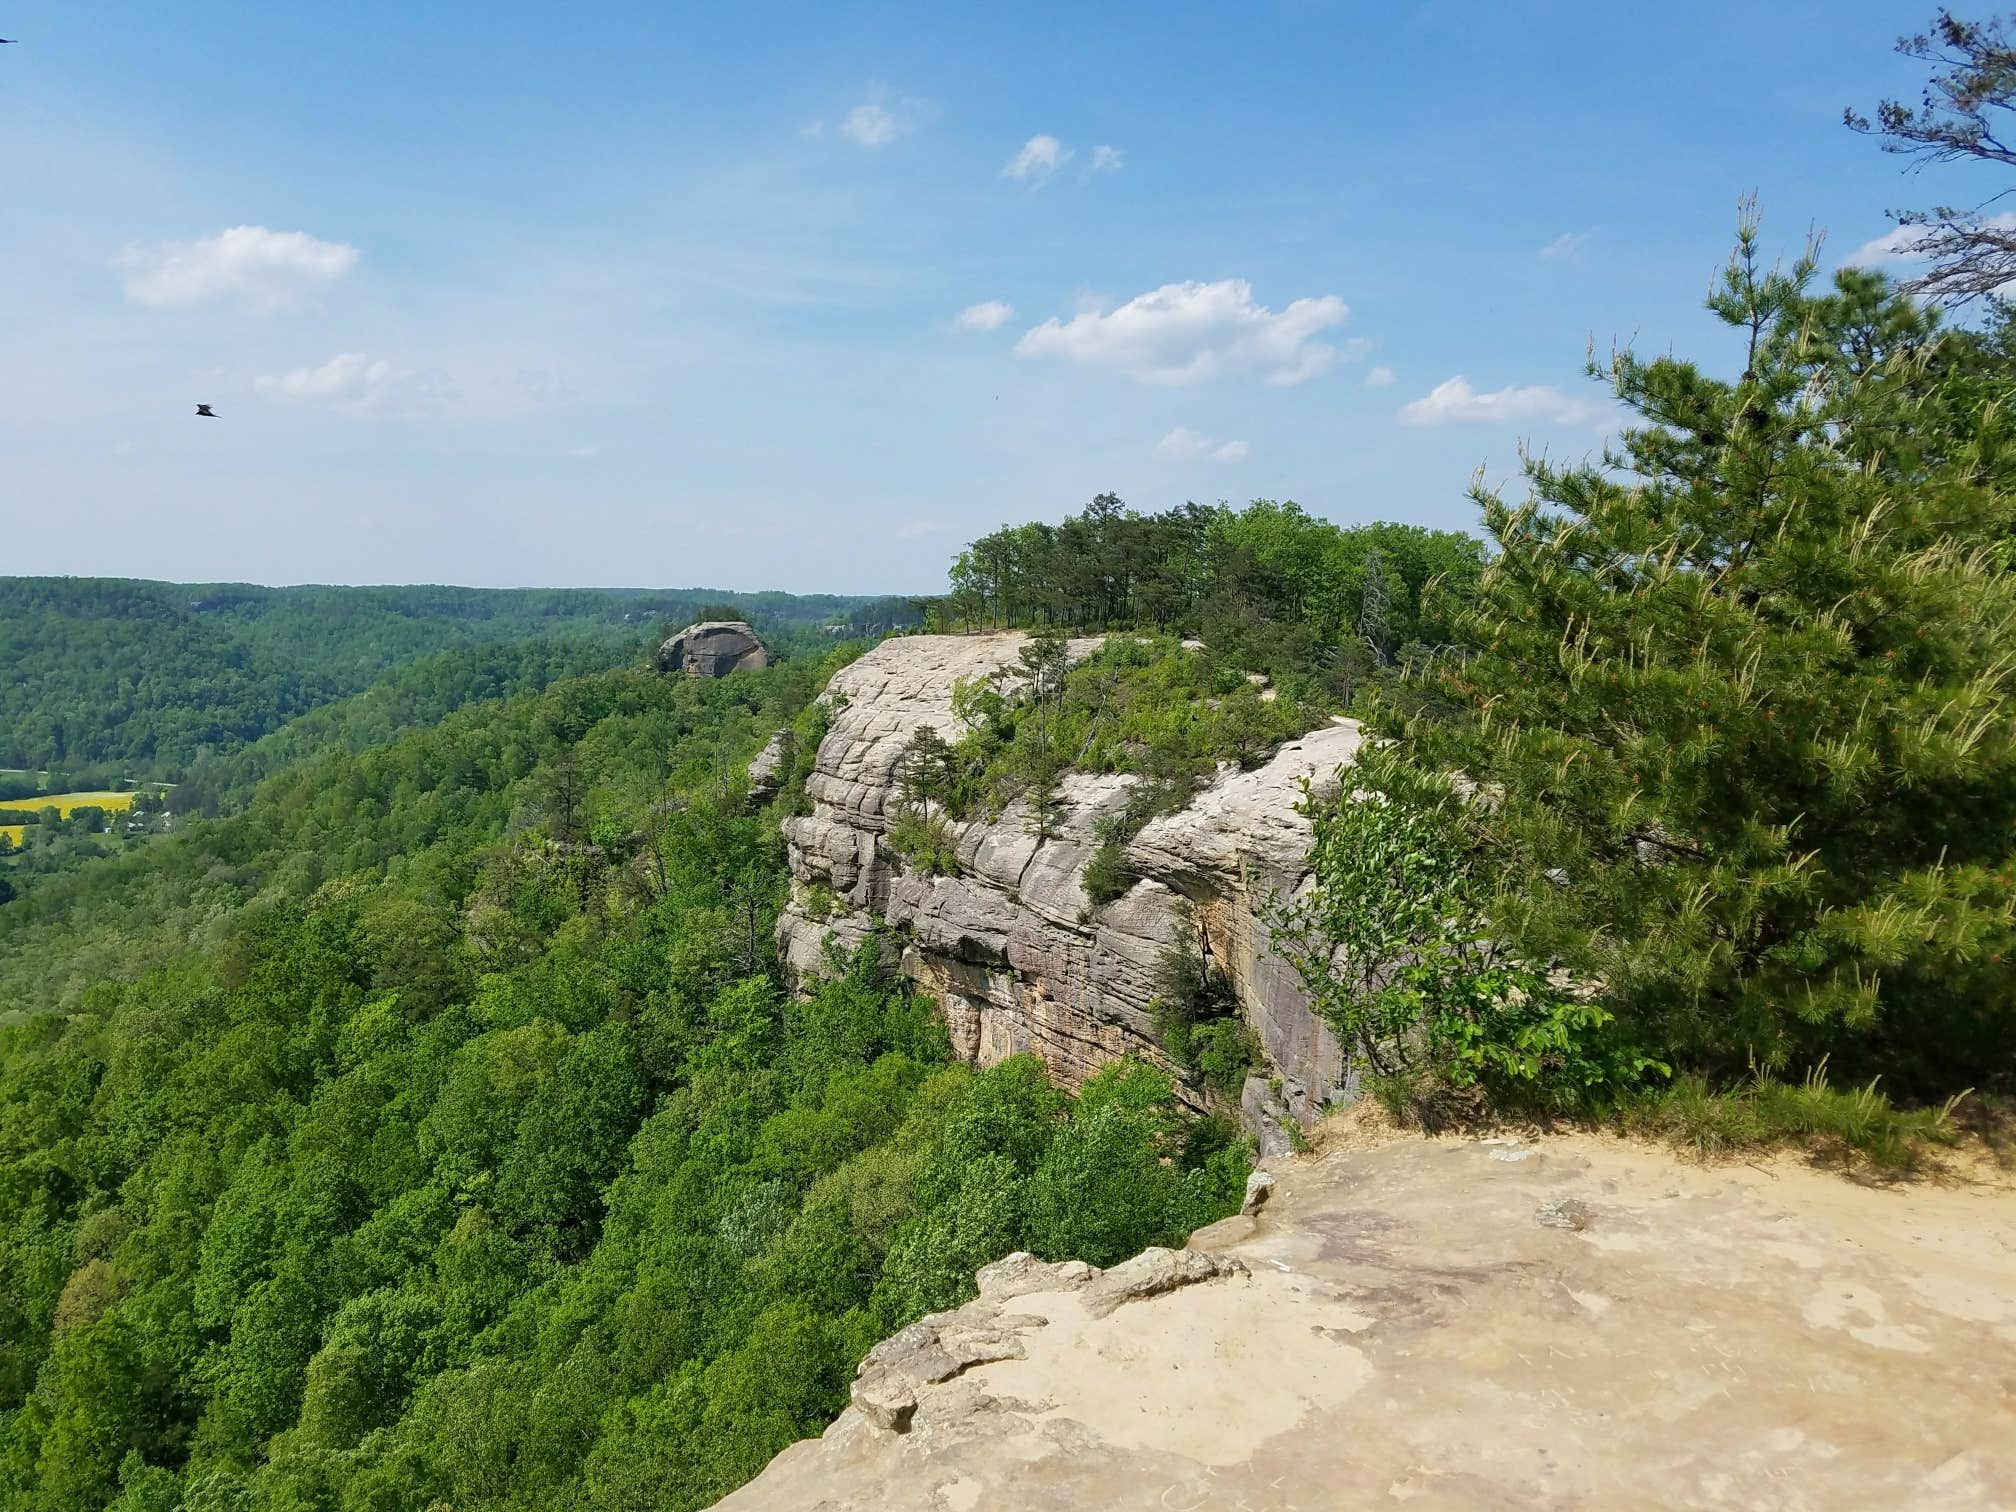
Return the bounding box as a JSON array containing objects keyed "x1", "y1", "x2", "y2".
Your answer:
[
  {"x1": 1022, "y1": 754, "x2": 1065, "y2": 843},
  {"x1": 1364, "y1": 211, "x2": 2016, "y2": 1096},
  {"x1": 896, "y1": 724, "x2": 955, "y2": 813}
]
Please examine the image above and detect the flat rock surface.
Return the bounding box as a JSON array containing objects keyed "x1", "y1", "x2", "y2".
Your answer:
[{"x1": 713, "y1": 1126, "x2": 2016, "y2": 1510}]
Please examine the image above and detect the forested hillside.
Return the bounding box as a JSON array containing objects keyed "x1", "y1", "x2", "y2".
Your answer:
[
  {"x1": 0, "y1": 644, "x2": 1247, "y2": 1511},
  {"x1": 0, "y1": 579, "x2": 905, "y2": 779}
]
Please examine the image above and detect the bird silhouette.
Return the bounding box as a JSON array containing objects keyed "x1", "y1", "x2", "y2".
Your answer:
[{"x1": 195, "y1": 404, "x2": 218, "y2": 418}]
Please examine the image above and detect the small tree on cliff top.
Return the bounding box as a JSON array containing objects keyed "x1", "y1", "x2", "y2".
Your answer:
[{"x1": 1358, "y1": 210, "x2": 2016, "y2": 1097}]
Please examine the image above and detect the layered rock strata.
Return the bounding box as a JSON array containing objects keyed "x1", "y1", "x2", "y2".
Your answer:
[{"x1": 775, "y1": 633, "x2": 1358, "y2": 1122}]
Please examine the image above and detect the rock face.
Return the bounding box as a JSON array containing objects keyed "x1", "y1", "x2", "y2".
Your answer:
[
  {"x1": 776, "y1": 633, "x2": 1358, "y2": 1120},
  {"x1": 657, "y1": 620, "x2": 769, "y2": 677},
  {"x1": 743, "y1": 728, "x2": 790, "y2": 808},
  {"x1": 714, "y1": 1124, "x2": 2016, "y2": 1511}
]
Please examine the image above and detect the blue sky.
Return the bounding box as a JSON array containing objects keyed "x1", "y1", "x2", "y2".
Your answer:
[{"x1": 0, "y1": 1, "x2": 1979, "y2": 593}]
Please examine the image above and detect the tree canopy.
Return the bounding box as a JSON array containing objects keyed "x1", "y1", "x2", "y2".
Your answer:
[
  {"x1": 0, "y1": 652, "x2": 1246, "y2": 1512},
  {"x1": 1319, "y1": 214, "x2": 2016, "y2": 1112}
]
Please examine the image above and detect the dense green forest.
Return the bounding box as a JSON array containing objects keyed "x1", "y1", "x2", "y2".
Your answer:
[
  {"x1": 0, "y1": 646, "x2": 1246, "y2": 1510},
  {"x1": 0, "y1": 579, "x2": 906, "y2": 780}
]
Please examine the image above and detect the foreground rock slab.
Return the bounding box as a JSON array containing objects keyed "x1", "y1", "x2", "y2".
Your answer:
[{"x1": 714, "y1": 1128, "x2": 2016, "y2": 1510}]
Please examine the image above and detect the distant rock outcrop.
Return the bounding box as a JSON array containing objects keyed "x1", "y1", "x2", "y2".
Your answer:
[
  {"x1": 658, "y1": 620, "x2": 769, "y2": 677},
  {"x1": 773, "y1": 632, "x2": 1358, "y2": 1132}
]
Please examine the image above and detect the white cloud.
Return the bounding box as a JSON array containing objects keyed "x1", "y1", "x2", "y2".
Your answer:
[
  {"x1": 1538, "y1": 231, "x2": 1587, "y2": 261},
  {"x1": 1003, "y1": 134, "x2": 1072, "y2": 186},
  {"x1": 254, "y1": 353, "x2": 449, "y2": 418},
  {"x1": 1156, "y1": 427, "x2": 1248, "y2": 462},
  {"x1": 896, "y1": 520, "x2": 946, "y2": 539},
  {"x1": 1847, "y1": 226, "x2": 1925, "y2": 266},
  {"x1": 1847, "y1": 212, "x2": 2016, "y2": 267},
  {"x1": 950, "y1": 299, "x2": 1015, "y2": 333},
  {"x1": 1398, "y1": 375, "x2": 1599, "y2": 427},
  {"x1": 842, "y1": 104, "x2": 902, "y2": 146},
  {"x1": 839, "y1": 92, "x2": 929, "y2": 147},
  {"x1": 1364, "y1": 364, "x2": 1395, "y2": 389},
  {"x1": 1016, "y1": 278, "x2": 1350, "y2": 387},
  {"x1": 1087, "y1": 144, "x2": 1126, "y2": 176},
  {"x1": 117, "y1": 225, "x2": 358, "y2": 312}
]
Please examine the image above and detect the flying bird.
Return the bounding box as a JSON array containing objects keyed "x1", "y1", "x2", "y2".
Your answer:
[{"x1": 195, "y1": 404, "x2": 218, "y2": 418}]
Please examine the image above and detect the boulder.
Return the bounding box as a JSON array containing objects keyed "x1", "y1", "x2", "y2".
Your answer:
[
  {"x1": 1240, "y1": 1170, "x2": 1275, "y2": 1215},
  {"x1": 841, "y1": 1245, "x2": 1244, "y2": 1436},
  {"x1": 658, "y1": 620, "x2": 770, "y2": 677},
  {"x1": 1081, "y1": 1246, "x2": 1246, "y2": 1320}
]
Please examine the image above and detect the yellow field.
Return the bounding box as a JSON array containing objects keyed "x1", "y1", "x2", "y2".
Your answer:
[
  {"x1": 0, "y1": 825, "x2": 23, "y2": 847},
  {"x1": 25, "y1": 790, "x2": 139, "y2": 817}
]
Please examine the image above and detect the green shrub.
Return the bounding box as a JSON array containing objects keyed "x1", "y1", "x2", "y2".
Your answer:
[
  {"x1": 1188, "y1": 1018, "x2": 1261, "y2": 1101},
  {"x1": 1146, "y1": 927, "x2": 1256, "y2": 1100},
  {"x1": 1265, "y1": 785, "x2": 1657, "y2": 1111},
  {"x1": 886, "y1": 811, "x2": 959, "y2": 877},
  {"x1": 1081, "y1": 817, "x2": 1134, "y2": 905},
  {"x1": 1619, "y1": 1063, "x2": 1969, "y2": 1171}
]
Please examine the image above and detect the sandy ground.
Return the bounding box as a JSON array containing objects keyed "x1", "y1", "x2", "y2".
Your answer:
[{"x1": 717, "y1": 1121, "x2": 2016, "y2": 1510}]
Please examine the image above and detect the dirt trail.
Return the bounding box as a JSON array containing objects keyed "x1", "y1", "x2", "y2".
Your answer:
[{"x1": 718, "y1": 1122, "x2": 2016, "y2": 1510}]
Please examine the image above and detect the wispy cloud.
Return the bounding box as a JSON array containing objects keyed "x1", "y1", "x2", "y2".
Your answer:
[
  {"x1": 1086, "y1": 144, "x2": 1126, "y2": 176},
  {"x1": 1156, "y1": 426, "x2": 1248, "y2": 462},
  {"x1": 1398, "y1": 375, "x2": 1599, "y2": 427},
  {"x1": 117, "y1": 225, "x2": 357, "y2": 312},
  {"x1": 896, "y1": 520, "x2": 946, "y2": 539},
  {"x1": 1538, "y1": 231, "x2": 1587, "y2": 261},
  {"x1": 1364, "y1": 364, "x2": 1395, "y2": 389},
  {"x1": 949, "y1": 299, "x2": 1015, "y2": 333},
  {"x1": 1003, "y1": 134, "x2": 1072, "y2": 186},
  {"x1": 838, "y1": 91, "x2": 931, "y2": 147},
  {"x1": 254, "y1": 353, "x2": 451, "y2": 418},
  {"x1": 1016, "y1": 278, "x2": 1351, "y2": 386}
]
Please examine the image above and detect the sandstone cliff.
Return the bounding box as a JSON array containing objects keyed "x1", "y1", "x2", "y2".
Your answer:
[
  {"x1": 775, "y1": 633, "x2": 1360, "y2": 1135},
  {"x1": 658, "y1": 620, "x2": 770, "y2": 677},
  {"x1": 715, "y1": 1122, "x2": 2016, "y2": 1510}
]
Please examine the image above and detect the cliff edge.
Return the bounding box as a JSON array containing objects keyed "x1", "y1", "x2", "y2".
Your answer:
[
  {"x1": 715, "y1": 1124, "x2": 2016, "y2": 1510},
  {"x1": 776, "y1": 633, "x2": 1358, "y2": 1134}
]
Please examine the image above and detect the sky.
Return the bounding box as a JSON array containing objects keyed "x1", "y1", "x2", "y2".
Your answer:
[{"x1": 0, "y1": 1, "x2": 1990, "y2": 594}]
